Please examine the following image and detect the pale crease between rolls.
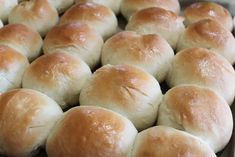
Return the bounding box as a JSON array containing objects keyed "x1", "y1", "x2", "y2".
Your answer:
[
  {"x1": 0, "y1": 45, "x2": 29, "y2": 93},
  {"x1": 0, "y1": 0, "x2": 18, "y2": 23},
  {"x1": 126, "y1": 7, "x2": 185, "y2": 49},
  {"x1": 131, "y1": 126, "x2": 216, "y2": 157},
  {"x1": 0, "y1": 20, "x2": 3, "y2": 28},
  {"x1": 79, "y1": 64, "x2": 163, "y2": 131},
  {"x1": 75, "y1": 0, "x2": 122, "y2": 14},
  {"x1": 157, "y1": 85, "x2": 233, "y2": 153},
  {"x1": 167, "y1": 47, "x2": 235, "y2": 106},
  {"x1": 43, "y1": 22, "x2": 103, "y2": 69},
  {"x1": 60, "y1": 2, "x2": 118, "y2": 39},
  {"x1": 0, "y1": 24, "x2": 43, "y2": 62},
  {"x1": 23, "y1": 52, "x2": 92, "y2": 109},
  {"x1": 177, "y1": 19, "x2": 235, "y2": 64},
  {"x1": 46, "y1": 106, "x2": 137, "y2": 157},
  {"x1": 8, "y1": 0, "x2": 59, "y2": 37},
  {"x1": 101, "y1": 31, "x2": 174, "y2": 82},
  {"x1": 0, "y1": 88, "x2": 63, "y2": 157},
  {"x1": 184, "y1": 2, "x2": 233, "y2": 31},
  {"x1": 121, "y1": 0, "x2": 180, "y2": 20}
]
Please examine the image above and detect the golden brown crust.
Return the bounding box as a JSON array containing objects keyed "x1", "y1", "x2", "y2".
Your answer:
[
  {"x1": 0, "y1": 88, "x2": 63, "y2": 156},
  {"x1": 158, "y1": 85, "x2": 233, "y2": 152},
  {"x1": 16, "y1": 0, "x2": 55, "y2": 20},
  {"x1": 173, "y1": 48, "x2": 234, "y2": 83},
  {"x1": 184, "y1": 2, "x2": 233, "y2": 31},
  {"x1": 102, "y1": 31, "x2": 171, "y2": 61},
  {"x1": 185, "y1": 19, "x2": 230, "y2": 47},
  {"x1": 132, "y1": 126, "x2": 216, "y2": 157},
  {"x1": 60, "y1": 2, "x2": 114, "y2": 24},
  {"x1": 8, "y1": 0, "x2": 59, "y2": 36},
  {"x1": 25, "y1": 52, "x2": 87, "y2": 87},
  {"x1": 46, "y1": 106, "x2": 137, "y2": 157},
  {"x1": 0, "y1": 23, "x2": 42, "y2": 61},
  {"x1": 81, "y1": 65, "x2": 155, "y2": 109},
  {"x1": 129, "y1": 7, "x2": 178, "y2": 28},
  {"x1": 0, "y1": 45, "x2": 27, "y2": 68},
  {"x1": 121, "y1": 0, "x2": 180, "y2": 19},
  {"x1": 43, "y1": 22, "x2": 101, "y2": 53},
  {"x1": 164, "y1": 85, "x2": 229, "y2": 131}
]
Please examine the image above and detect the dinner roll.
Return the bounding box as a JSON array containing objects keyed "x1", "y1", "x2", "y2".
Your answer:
[
  {"x1": 0, "y1": 0, "x2": 17, "y2": 23},
  {"x1": 46, "y1": 106, "x2": 137, "y2": 157},
  {"x1": 23, "y1": 52, "x2": 92, "y2": 109},
  {"x1": 0, "y1": 45, "x2": 29, "y2": 93},
  {"x1": 177, "y1": 19, "x2": 235, "y2": 64},
  {"x1": 48, "y1": 0, "x2": 74, "y2": 13},
  {"x1": 75, "y1": 0, "x2": 122, "y2": 14},
  {"x1": 157, "y1": 85, "x2": 233, "y2": 152},
  {"x1": 8, "y1": 0, "x2": 59, "y2": 37},
  {"x1": 184, "y1": 2, "x2": 233, "y2": 31},
  {"x1": 0, "y1": 88, "x2": 63, "y2": 157},
  {"x1": 101, "y1": 31, "x2": 174, "y2": 82},
  {"x1": 167, "y1": 48, "x2": 235, "y2": 106},
  {"x1": 80, "y1": 64, "x2": 162, "y2": 131},
  {"x1": 131, "y1": 126, "x2": 216, "y2": 157},
  {"x1": 0, "y1": 24, "x2": 43, "y2": 61},
  {"x1": 60, "y1": 2, "x2": 118, "y2": 39},
  {"x1": 126, "y1": 7, "x2": 185, "y2": 49},
  {"x1": 120, "y1": 0, "x2": 180, "y2": 20},
  {"x1": 43, "y1": 22, "x2": 103, "y2": 69}
]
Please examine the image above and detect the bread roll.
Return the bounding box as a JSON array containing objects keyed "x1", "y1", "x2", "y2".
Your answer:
[
  {"x1": 157, "y1": 85, "x2": 233, "y2": 152},
  {"x1": 0, "y1": 24, "x2": 43, "y2": 61},
  {"x1": 43, "y1": 22, "x2": 103, "y2": 69},
  {"x1": 0, "y1": 0, "x2": 17, "y2": 23},
  {"x1": 101, "y1": 31, "x2": 174, "y2": 82},
  {"x1": 184, "y1": 2, "x2": 233, "y2": 31},
  {"x1": 75, "y1": 0, "x2": 122, "y2": 14},
  {"x1": 120, "y1": 0, "x2": 180, "y2": 20},
  {"x1": 126, "y1": 7, "x2": 185, "y2": 49},
  {"x1": 8, "y1": 0, "x2": 59, "y2": 37},
  {"x1": 46, "y1": 106, "x2": 137, "y2": 157},
  {"x1": 48, "y1": 0, "x2": 74, "y2": 13},
  {"x1": 167, "y1": 47, "x2": 235, "y2": 106},
  {"x1": 0, "y1": 45, "x2": 29, "y2": 93},
  {"x1": 0, "y1": 88, "x2": 63, "y2": 157},
  {"x1": 131, "y1": 126, "x2": 216, "y2": 157},
  {"x1": 60, "y1": 2, "x2": 118, "y2": 39},
  {"x1": 176, "y1": 19, "x2": 235, "y2": 64},
  {"x1": 79, "y1": 64, "x2": 162, "y2": 131},
  {"x1": 23, "y1": 52, "x2": 92, "y2": 109}
]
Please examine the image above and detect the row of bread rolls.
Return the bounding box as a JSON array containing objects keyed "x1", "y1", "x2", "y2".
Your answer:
[
  {"x1": 0, "y1": 87, "x2": 220, "y2": 157},
  {"x1": 0, "y1": 76, "x2": 232, "y2": 156},
  {"x1": 0, "y1": 0, "x2": 234, "y2": 157}
]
